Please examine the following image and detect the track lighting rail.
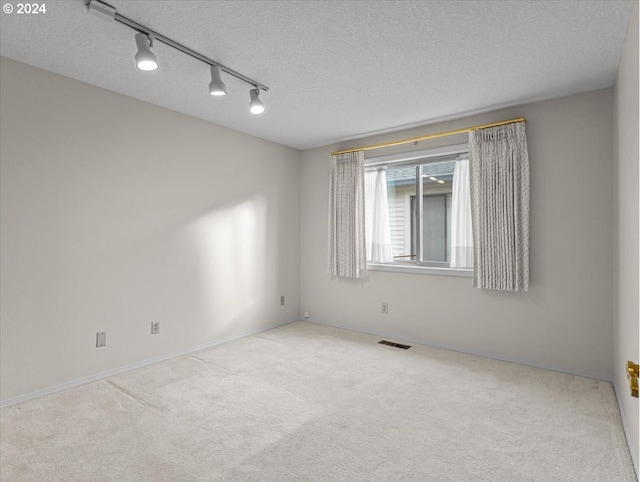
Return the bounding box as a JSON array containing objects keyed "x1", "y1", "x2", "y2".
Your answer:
[{"x1": 87, "y1": 0, "x2": 269, "y2": 93}]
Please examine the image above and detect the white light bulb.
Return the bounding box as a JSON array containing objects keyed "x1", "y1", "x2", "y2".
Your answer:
[
  {"x1": 137, "y1": 59, "x2": 158, "y2": 71},
  {"x1": 250, "y1": 104, "x2": 265, "y2": 115}
]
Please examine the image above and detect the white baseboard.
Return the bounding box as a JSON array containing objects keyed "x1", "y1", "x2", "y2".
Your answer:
[
  {"x1": 307, "y1": 318, "x2": 614, "y2": 382},
  {"x1": 613, "y1": 380, "x2": 639, "y2": 477},
  {"x1": 0, "y1": 319, "x2": 296, "y2": 409}
]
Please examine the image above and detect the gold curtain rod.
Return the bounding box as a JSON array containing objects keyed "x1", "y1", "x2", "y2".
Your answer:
[{"x1": 331, "y1": 117, "x2": 526, "y2": 156}]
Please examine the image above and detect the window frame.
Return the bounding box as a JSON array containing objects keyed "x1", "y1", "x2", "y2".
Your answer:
[{"x1": 365, "y1": 143, "x2": 473, "y2": 278}]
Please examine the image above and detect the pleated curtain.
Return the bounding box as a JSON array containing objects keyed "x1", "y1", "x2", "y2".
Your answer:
[
  {"x1": 469, "y1": 122, "x2": 530, "y2": 291},
  {"x1": 327, "y1": 151, "x2": 367, "y2": 278}
]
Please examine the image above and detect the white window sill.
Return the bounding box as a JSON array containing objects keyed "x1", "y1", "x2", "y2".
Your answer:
[{"x1": 368, "y1": 263, "x2": 473, "y2": 278}]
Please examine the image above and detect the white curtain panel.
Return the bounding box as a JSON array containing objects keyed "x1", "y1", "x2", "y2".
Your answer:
[
  {"x1": 364, "y1": 168, "x2": 394, "y2": 263},
  {"x1": 327, "y1": 151, "x2": 367, "y2": 278},
  {"x1": 450, "y1": 159, "x2": 474, "y2": 269},
  {"x1": 469, "y1": 122, "x2": 530, "y2": 291}
]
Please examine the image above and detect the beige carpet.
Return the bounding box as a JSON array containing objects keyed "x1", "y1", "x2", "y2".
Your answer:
[{"x1": 1, "y1": 321, "x2": 636, "y2": 481}]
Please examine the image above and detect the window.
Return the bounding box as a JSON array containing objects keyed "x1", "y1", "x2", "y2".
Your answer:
[{"x1": 364, "y1": 145, "x2": 473, "y2": 276}]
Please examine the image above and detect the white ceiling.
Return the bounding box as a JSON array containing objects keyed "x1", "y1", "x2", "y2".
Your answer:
[{"x1": 0, "y1": 0, "x2": 633, "y2": 150}]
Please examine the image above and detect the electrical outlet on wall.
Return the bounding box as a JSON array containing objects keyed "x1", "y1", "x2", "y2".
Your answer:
[
  {"x1": 382, "y1": 303, "x2": 389, "y2": 314},
  {"x1": 304, "y1": 311, "x2": 310, "y2": 319},
  {"x1": 280, "y1": 295, "x2": 285, "y2": 306},
  {"x1": 96, "y1": 331, "x2": 106, "y2": 347},
  {"x1": 151, "y1": 321, "x2": 160, "y2": 335}
]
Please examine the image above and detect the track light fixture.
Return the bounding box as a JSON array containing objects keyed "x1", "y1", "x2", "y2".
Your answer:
[
  {"x1": 87, "y1": 0, "x2": 268, "y2": 114},
  {"x1": 249, "y1": 88, "x2": 265, "y2": 115},
  {"x1": 208, "y1": 65, "x2": 227, "y2": 96},
  {"x1": 134, "y1": 33, "x2": 158, "y2": 71}
]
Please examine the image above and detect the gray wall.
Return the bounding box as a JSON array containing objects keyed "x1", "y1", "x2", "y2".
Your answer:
[
  {"x1": 613, "y1": 1, "x2": 639, "y2": 472},
  {"x1": 0, "y1": 58, "x2": 301, "y2": 401},
  {"x1": 300, "y1": 89, "x2": 614, "y2": 380}
]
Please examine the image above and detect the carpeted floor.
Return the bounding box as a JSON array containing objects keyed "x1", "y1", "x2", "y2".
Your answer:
[{"x1": 1, "y1": 321, "x2": 636, "y2": 481}]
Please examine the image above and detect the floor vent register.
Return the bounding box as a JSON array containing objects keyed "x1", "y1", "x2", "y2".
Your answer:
[{"x1": 378, "y1": 340, "x2": 411, "y2": 350}]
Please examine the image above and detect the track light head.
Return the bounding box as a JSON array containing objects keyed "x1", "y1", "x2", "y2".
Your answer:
[
  {"x1": 209, "y1": 65, "x2": 227, "y2": 96},
  {"x1": 134, "y1": 33, "x2": 158, "y2": 71},
  {"x1": 249, "y1": 88, "x2": 265, "y2": 115}
]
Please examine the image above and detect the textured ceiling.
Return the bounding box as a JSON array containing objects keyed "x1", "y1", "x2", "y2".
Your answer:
[{"x1": 0, "y1": 0, "x2": 633, "y2": 150}]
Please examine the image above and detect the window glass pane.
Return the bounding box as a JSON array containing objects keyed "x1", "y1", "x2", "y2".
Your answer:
[
  {"x1": 384, "y1": 164, "x2": 416, "y2": 262},
  {"x1": 422, "y1": 194, "x2": 447, "y2": 261},
  {"x1": 420, "y1": 161, "x2": 455, "y2": 263}
]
